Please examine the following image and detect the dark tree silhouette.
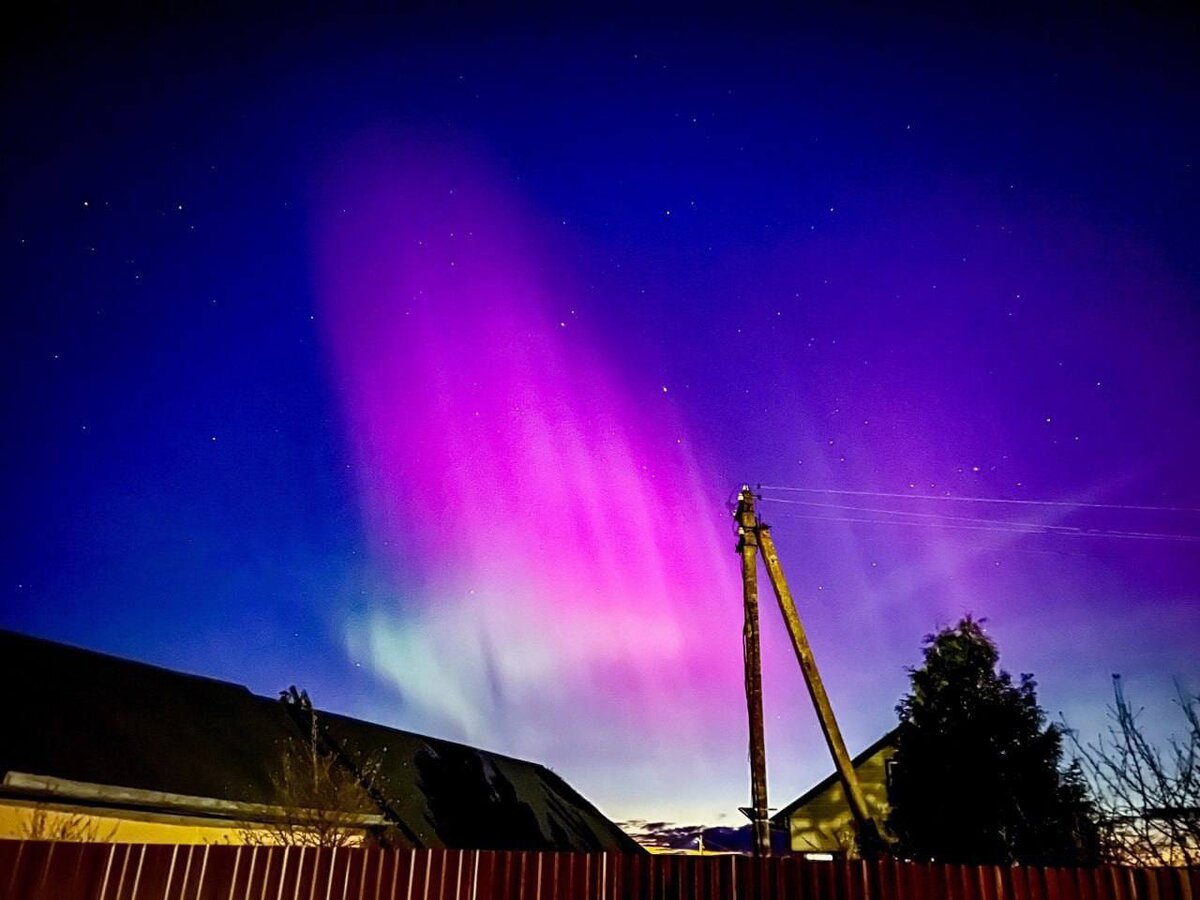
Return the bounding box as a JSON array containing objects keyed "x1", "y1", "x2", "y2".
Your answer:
[{"x1": 888, "y1": 617, "x2": 1101, "y2": 865}]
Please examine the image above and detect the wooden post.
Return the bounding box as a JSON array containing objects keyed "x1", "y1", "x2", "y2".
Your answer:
[
  {"x1": 757, "y1": 522, "x2": 887, "y2": 858},
  {"x1": 736, "y1": 485, "x2": 772, "y2": 857}
]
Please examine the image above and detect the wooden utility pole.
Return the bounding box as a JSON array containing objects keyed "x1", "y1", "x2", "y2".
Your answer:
[
  {"x1": 757, "y1": 523, "x2": 886, "y2": 858},
  {"x1": 735, "y1": 485, "x2": 772, "y2": 857}
]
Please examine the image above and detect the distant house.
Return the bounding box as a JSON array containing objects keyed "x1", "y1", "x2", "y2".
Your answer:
[
  {"x1": 0, "y1": 629, "x2": 640, "y2": 852},
  {"x1": 770, "y1": 730, "x2": 898, "y2": 857}
]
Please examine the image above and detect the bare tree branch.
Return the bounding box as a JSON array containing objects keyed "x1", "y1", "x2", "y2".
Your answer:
[{"x1": 1065, "y1": 676, "x2": 1200, "y2": 866}]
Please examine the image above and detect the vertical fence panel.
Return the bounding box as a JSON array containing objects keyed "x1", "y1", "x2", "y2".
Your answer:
[
  {"x1": 255, "y1": 845, "x2": 282, "y2": 900},
  {"x1": 1123, "y1": 867, "x2": 1140, "y2": 900},
  {"x1": 473, "y1": 848, "x2": 495, "y2": 900},
  {"x1": 543, "y1": 851, "x2": 556, "y2": 900},
  {"x1": 821, "y1": 859, "x2": 836, "y2": 900},
  {"x1": 751, "y1": 854, "x2": 767, "y2": 900},
  {"x1": 34, "y1": 839, "x2": 77, "y2": 900},
  {"x1": 490, "y1": 850, "x2": 508, "y2": 900},
  {"x1": 512, "y1": 849, "x2": 527, "y2": 900},
  {"x1": 1160, "y1": 866, "x2": 1179, "y2": 900},
  {"x1": 230, "y1": 843, "x2": 257, "y2": 900},
  {"x1": 521, "y1": 849, "x2": 535, "y2": 900},
  {"x1": 507, "y1": 850, "x2": 521, "y2": 900},
  {"x1": 532, "y1": 854, "x2": 547, "y2": 900},
  {"x1": 1065, "y1": 865, "x2": 1083, "y2": 900},
  {"x1": 345, "y1": 845, "x2": 371, "y2": 900},
  {"x1": 252, "y1": 845, "x2": 280, "y2": 900},
  {"x1": 964, "y1": 863, "x2": 983, "y2": 900},
  {"x1": 1099, "y1": 868, "x2": 1118, "y2": 900},
  {"x1": 906, "y1": 858, "x2": 923, "y2": 900},
  {"x1": 553, "y1": 849, "x2": 565, "y2": 900},
  {"x1": 174, "y1": 843, "x2": 200, "y2": 900},
  {"x1": 408, "y1": 850, "x2": 429, "y2": 900},
  {"x1": 455, "y1": 850, "x2": 473, "y2": 900},
  {"x1": 30, "y1": 839, "x2": 66, "y2": 900},
  {"x1": 780, "y1": 855, "x2": 799, "y2": 900},
  {"x1": 1029, "y1": 866, "x2": 1049, "y2": 900},
  {"x1": 383, "y1": 848, "x2": 404, "y2": 900},
  {"x1": 62, "y1": 841, "x2": 98, "y2": 900},
  {"x1": 8, "y1": 840, "x2": 49, "y2": 900},
  {"x1": 919, "y1": 863, "x2": 939, "y2": 900},
  {"x1": 932, "y1": 863, "x2": 949, "y2": 900},
  {"x1": 111, "y1": 843, "x2": 139, "y2": 900},
  {"x1": 851, "y1": 858, "x2": 868, "y2": 900},
  {"x1": 351, "y1": 848, "x2": 373, "y2": 900},
  {"x1": 597, "y1": 851, "x2": 612, "y2": 900},
  {"x1": 1186, "y1": 868, "x2": 1200, "y2": 900},
  {"x1": 435, "y1": 849, "x2": 453, "y2": 900},
  {"x1": 688, "y1": 856, "x2": 701, "y2": 900},
  {"x1": 650, "y1": 854, "x2": 664, "y2": 900},
  {"x1": 1137, "y1": 867, "x2": 1158, "y2": 900},
  {"x1": 1108, "y1": 866, "x2": 1124, "y2": 900},
  {"x1": 626, "y1": 851, "x2": 641, "y2": 900},
  {"x1": 657, "y1": 854, "x2": 673, "y2": 900},
  {"x1": 1154, "y1": 868, "x2": 1180, "y2": 900},
  {"x1": 1043, "y1": 867, "x2": 1062, "y2": 900},
  {"x1": 573, "y1": 854, "x2": 588, "y2": 900},
  {"x1": 122, "y1": 844, "x2": 167, "y2": 900},
  {"x1": 589, "y1": 851, "x2": 604, "y2": 900},
  {"x1": 969, "y1": 864, "x2": 988, "y2": 900},
  {"x1": 566, "y1": 851, "x2": 581, "y2": 900},
  {"x1": 78, "y1": 841, "x2": 110, "y2": 900},
  {"x1": 1074, "y1": 865, "x2": 1095, "y2": 900},
  {"x1": 514, "y1": 850, "x2": 531, "y2": 900},
  {"x1": 1067, "y1": 865, "x2": 1087, "y2": 900},
  {"x1": 1075, "y1": 868, "x2": 1094, "y2": 900},
  {"x1": 709, "y1": 856, "x2": 723, "y2": 900},
  {"x1": 436, "y1": 850, "x2": 454, "y2": 900},
  {"x1": 895, "y1": 860, "x2": 917, "y2": 900},
  {"x1": 285, "y1": 846, "x2": 313, "y2": 900},
  {"x1": 969, "y1": 862, "x2": 986, "y2": 900},
  {"x1": 878, "y1": 861, "x2": 896, "y2": 900},
  {"x1": 0, "y1": 840, "x2": 25, "y2": 900}
]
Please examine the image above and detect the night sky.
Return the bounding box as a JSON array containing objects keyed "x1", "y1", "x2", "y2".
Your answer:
[{"x1": 3, "y1": 6, "x2": 1198, "y2": 826}]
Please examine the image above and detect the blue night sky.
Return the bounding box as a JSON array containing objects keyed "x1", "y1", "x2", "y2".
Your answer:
[{"x1": 3, "y1": 6, "x2": 1198, "y2": 825}]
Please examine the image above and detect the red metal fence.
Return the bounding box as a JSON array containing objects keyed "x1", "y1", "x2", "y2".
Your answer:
[{"x1": 2, "y1": 841, "x2": 1197, "y2": 900}]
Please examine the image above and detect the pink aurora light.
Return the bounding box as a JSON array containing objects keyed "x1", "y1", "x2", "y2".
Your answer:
[{"x1": 312, "y1": 135, "x2": 746, "y2": 818}]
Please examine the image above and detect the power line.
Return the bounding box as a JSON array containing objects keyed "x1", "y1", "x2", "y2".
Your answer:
[
  {"x1": 756, "y1": 485, "x2": 1200, "y2": 514},
  {"x1": 757, "y1": 496, "x2": 1200, "y2": 540},
  {"x1": 763, "y1": 511, "x2": 1200, "y2": 543},
  {"x1": 759, "y1": 495, "x2": 1076, "y2": 528}
]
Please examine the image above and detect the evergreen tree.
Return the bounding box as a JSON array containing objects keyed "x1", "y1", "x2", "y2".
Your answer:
[{"x1": 888, "y1": 617, "x2": 1102, "y2": 865}]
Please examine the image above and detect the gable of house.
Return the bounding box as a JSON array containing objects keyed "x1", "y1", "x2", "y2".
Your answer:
[{"x1": 770, "y1": 731, "x2": 898, "y2": 856}]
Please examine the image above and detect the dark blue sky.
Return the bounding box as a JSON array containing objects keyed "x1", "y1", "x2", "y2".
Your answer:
[{"x1": 3, "y1": 5, "x2": 1198, "y2": 823}]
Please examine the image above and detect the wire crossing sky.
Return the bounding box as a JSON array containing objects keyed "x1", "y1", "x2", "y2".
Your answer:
[{"x1": 2, "y1": 6, "x2": 1198, "y2": 825}]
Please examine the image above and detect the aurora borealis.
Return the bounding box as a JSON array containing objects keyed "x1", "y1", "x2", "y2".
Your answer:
[
  {"x1": 3, "y1": 7, "x2": 1198, "y2": 825},
  {"x1": 314, "y1": 138, "x2": 745, "y2": 800}
]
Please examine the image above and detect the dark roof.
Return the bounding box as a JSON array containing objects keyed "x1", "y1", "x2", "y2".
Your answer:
[
  {"x1": 769, "y1": 729, "x2": 900, "y2": 824},
  {"x1": 0, "y1": 628, "x2": 640, "y2": 852}
]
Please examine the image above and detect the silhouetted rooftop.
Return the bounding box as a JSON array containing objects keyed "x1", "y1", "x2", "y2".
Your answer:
[{"x1": 0, "y1": 628, "x2": 640, "y2": 852}]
